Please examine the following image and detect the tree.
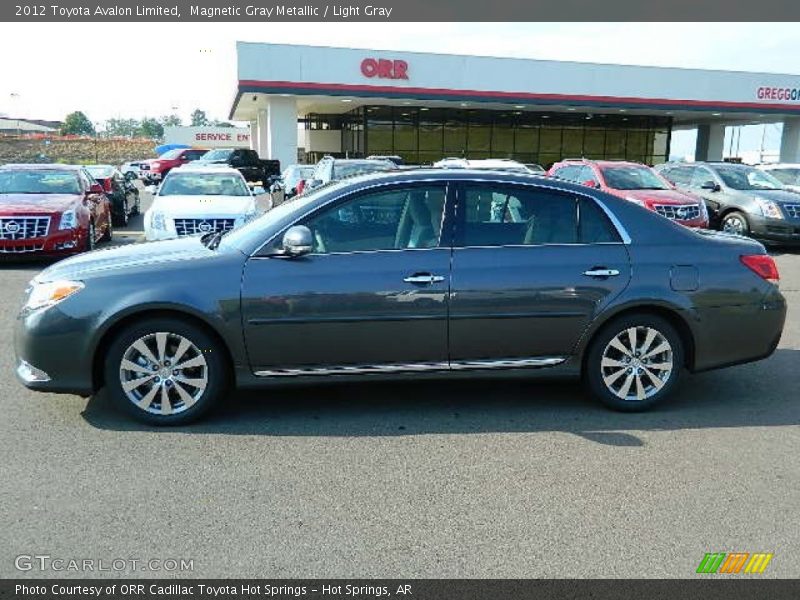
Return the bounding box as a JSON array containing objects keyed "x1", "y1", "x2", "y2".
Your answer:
[
  {"x1": 160, "y1": 114, "x2": 182, "y2": 127},
  {"x1": 104, "y1": 118, "x2": 140, "y2": 138},
  {"x1": 211, "y1": 120, "x2": 234, "y2": 128},
  {"x1": 139, "y1": 117, "x2": 164, "y2": 139},
  {"x1": 190, "y1": 109, "x2": 209, "y2": 127},
  {"x1": 61, "y1": 111, "x2": 94, "y2": 136}
]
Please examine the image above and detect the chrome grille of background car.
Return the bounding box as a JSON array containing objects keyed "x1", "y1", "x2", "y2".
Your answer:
[
  {"x1": 0, "y1": 217, "x2": 50, "y2": 240},
  {"x1": 173, "y1": 218, "x2": 236, "y2": 237},
  {"x1": 784, "y1": 204, "x2": 800, "y2": 219},
  {"x1": 653, "y1": 204, "x2": 701, "y2": 221}
]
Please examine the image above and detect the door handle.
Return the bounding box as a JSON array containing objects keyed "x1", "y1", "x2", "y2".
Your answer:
[
  {"x1": 583, "y1": 268, "x2": 620, "y2": 278},
  {"x1": 404, "y1": 274, "x2": 445, "y2": 285}
]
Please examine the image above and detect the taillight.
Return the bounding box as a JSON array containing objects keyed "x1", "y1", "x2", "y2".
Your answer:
[
  {"x1": 740, "y1": 254, "x2": 779, "y2": 285},
  {"x1": 102, "y1": 178, "x2": 113, "y2": 193}
]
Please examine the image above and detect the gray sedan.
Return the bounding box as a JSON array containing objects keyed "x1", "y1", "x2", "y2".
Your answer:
[{"x1": 15, "y1": 170, "x2": 786, "y2": 424}]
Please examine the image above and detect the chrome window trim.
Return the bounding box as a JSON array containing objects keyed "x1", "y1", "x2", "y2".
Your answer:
[
  {"x1": 254, "y1": 357, "x2": 565, "y2": 378},
  {"x1": 249, "y1": 174, "x2": 632, "y2": 257}
]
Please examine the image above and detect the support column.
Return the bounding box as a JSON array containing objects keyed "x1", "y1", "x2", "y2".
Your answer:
[
  {"x1": 779, "y1": 118, "x2": 800, "y2": 162},
  {"x1": 255, "y1": 97, "x2": 297, "y2": 169},
  {"x1": 249, "y1": 120, "x2": 258, "y2": 151},
  {"x1": 695, "y1": 123, "x2": 725, "y2": 161}
]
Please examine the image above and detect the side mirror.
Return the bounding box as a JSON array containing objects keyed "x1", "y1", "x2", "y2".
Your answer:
[
  {"x1": 281, "y1": 225, "x2": 313, "y2": 257},
  {"x1": 701, "y1": 181, "x2": 720, "y2": 192},
  {"x1": 581, "y1": 179, "x2": 599, "y2": 188},
  {"x1": 89, "y1": 183, "x2": 104, "y2": 194}
]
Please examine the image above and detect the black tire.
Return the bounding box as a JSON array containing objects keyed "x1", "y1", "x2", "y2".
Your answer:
[
  {"x1": 84, "y1": 221, "x2": 96, "y2": 251},
  {"x1": 112, "y1": 200, "x2": 128, "y2": 227},
  {"x1": 584, "y1": 313, "x2": 684, "y2": 412},
  {"x1": 720, "y1": 210, "x2": 750, "y2": 237},
  {"x1": 104, "y1": 317, "x2": 228, "y2": 425},
  {"x1": 101, "y1": 217, "x2": 113, "y2": 242}
]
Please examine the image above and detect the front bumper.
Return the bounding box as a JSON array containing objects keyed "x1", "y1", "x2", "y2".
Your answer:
[
  {"x1": 0, "y1": 229, "x2": 86, "y2": 256},
  {"x1": 14, "y1": 303, "x2": 95, "y2": 396},
  {"x1": 748, "y1": 213, "x2": 800, "y2": 245}
]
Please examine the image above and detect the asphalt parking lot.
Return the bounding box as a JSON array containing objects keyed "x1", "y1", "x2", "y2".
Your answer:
[{"x1": 0, "y1": 188, "x2": 798, "y2": 579}]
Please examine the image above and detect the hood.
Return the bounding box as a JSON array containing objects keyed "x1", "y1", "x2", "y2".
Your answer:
[
  {"x1": 35, "y1": 237, "x2": 221, "y2": 282},
  {"x1": 749, "y1": 189, "x2": 800, "y2": 204},
  {"x1": 619, "y1": 188, "x2": 702, "y2": 205},
  {"x1": 151, "y1": 195, "x2": 255, "y2": 217},
  {"x1": 0, "y1": 193, "x2": 79, "y2": 214}
]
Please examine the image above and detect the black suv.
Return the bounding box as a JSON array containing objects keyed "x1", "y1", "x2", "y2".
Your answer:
[{"x1": 655, "y1": 161, "x2": 800, "y2": 245}]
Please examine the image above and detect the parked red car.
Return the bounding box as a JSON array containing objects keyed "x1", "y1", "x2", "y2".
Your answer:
[
  {"x1": 0, "y1": 164, "x2": 112, "y2": 256},
  {"x1": 548, "y1": 159, "x2": 709, "y2": 228},
  {"x1": 141, "y1": 148, "x2": 209, "y2": 184}
]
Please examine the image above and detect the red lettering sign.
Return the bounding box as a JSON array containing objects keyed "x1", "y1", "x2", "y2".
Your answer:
[{"x1": 360, "y1": 58, "x2": 409, "y2": 80}]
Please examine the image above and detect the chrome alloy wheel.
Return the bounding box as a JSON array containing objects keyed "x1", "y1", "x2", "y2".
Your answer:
[
  {"x1": 118, "y1": 332, "x2": 208, "y2": 415},
  {"x1": 600, "y1": 326, "x2": 674, "y2": 402},
  {"x1": 722, "y1": 214, "x2": 746, "y2": 235}
]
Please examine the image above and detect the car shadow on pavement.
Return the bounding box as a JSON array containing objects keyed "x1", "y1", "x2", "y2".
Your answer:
[{"x1": 81, "y1": 348, "x2": 800, "y2": 446}]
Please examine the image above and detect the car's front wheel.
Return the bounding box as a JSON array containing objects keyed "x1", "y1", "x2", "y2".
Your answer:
[
  {"x1": 585, "y1": 314, "x2": 684, "y2": 411},
  {"x1": 104, "y1": 318, "x2": 228, "y2": 424},
  {"x1": 721, "y1": 211, "x2": 750, "y2": 236}
]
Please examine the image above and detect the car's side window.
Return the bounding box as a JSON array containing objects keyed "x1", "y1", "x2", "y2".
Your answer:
[
  {"x1": 303, "y1": 185, "x2": 447, "y2": 254},
  {"x1": 690, "y1": 167, "x2": 715, "y2": 188},
  {"x1": 553, "y1": 165, "x2": 578, "y2": 181},
  {"x1": 457, "y1": 185, "x2": 621, "y2": 248}
]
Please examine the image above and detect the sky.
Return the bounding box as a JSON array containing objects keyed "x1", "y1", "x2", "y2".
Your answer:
[{"x1": 1, "y1": 22, "x2": 799, "y2": 156}]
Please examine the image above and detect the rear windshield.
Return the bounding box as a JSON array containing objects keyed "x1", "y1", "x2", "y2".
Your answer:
[
  {"x1": 159, "y1": 172, "x2": 250, "y2": 197},
  {"x1": 0, "y1": 170, "x2": 81, "y2": 195}
]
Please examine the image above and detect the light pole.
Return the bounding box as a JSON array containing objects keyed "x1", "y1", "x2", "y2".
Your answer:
[{"x1": 10, "y1": 92, "x2": 21, "y2": 135}]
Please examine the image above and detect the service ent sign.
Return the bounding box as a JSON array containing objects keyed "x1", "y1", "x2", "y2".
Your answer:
[{"x1": 164, "y1": 126, "x2": 251, "y2": 148}]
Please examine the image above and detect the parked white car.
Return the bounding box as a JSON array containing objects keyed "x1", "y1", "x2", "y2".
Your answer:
[
  {"x1": 144, "y1": 167, "x2": 261, "y2": 241},
  {"x1": 758, "y1": 163, "x2": 800, "y2": 194},
  {"x1": 120, "y1": 160, "x2": 149, "y2": 179},
  {"x1": 433, "y1": 158, "x2": 539, "y2": 174}
]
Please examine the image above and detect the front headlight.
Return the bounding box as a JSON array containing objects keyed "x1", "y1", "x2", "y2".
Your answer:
[
  {"x1": 59, "y1": 209, "x2": 77, "y2": 230},
  {"x1": 150, "y1": 211, "x2": 166, "y2": 230},
  {"x1": 755, "y1": 198, "x2": 784, "y2": 219},
  {"x1": 24, "y1": 280, "x2": 84, "y2": 312}
]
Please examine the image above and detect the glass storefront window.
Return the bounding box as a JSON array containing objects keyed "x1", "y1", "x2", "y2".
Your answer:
[{"x1": 334, "y1": 107, "x2": 670, "y2": 166}]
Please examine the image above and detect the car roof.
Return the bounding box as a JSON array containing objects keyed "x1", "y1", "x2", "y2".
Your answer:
[
  {"x1": 0, "y1": 163, "x2": 84, "y2": 171},
  {"x1": 759, "y1": 163, "x2": 800, "y2": 169},
  {"x1": 557, "y1": 159, "x2": 647, "y2": 168}
]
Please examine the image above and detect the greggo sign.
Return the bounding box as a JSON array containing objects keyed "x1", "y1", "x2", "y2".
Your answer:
[{"x1": 757, "y1": 86, "x2": 800, "y2": 102}]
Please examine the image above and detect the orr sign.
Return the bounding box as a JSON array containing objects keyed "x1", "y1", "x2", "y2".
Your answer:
[{"x1": 360, "y1": 58, "x2": 409, "y2": 80}]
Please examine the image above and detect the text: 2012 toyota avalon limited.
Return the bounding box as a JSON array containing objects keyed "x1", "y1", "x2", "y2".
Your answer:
[{"x1": 15, "y1": 170, "x2": 786, "y2": 424}]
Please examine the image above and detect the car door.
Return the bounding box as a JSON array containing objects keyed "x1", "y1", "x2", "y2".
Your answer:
[
  {"x1": 448, "y1": 181, "x2": 631, "y2": 363},
  {"x1": 688, "y1": 166, "x2": 728, "y2": 219},
  {"x1": 240, "y1": 182, "x2": 452, "y2": 373}
]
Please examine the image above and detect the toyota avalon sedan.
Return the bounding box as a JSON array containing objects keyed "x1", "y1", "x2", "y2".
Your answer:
[{"x1": 15, "y1": 169, "x2": 786, "y2": 424}]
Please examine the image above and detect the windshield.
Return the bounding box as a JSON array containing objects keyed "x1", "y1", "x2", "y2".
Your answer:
[
  {"x1": 0, "y1": 170, "x2": 81, "y2": 194},
  {"x1": 601, "y1": 166, "x2": 671, "y2": 190},
  {"x1": 159, "y1": 149, "x2": 183, "y2": 160},
  {"x1": 200, "y1": 149, "x2": 233, "y2": 161},
  {"x1": 85, "y1": 166, "x2": 115, "y2": 178},
  {"x1": 158, "y1": 172, "x2": 250, "y2": 197},
  {"x1": 715, "y1": 165, "x2": 783, "y2": 190},
  {"x1": 767, "y1": 168, "x2": 800, "y2": 186},
  {"x1": 333, "y1": 162, "x2": 393, "y2": 180}
]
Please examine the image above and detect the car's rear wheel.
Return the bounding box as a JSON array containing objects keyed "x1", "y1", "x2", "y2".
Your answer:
[
  {"x1": 585, "y1": 314, "x2": 683, "y2": 412},
  {"x1": 104, "y1": 318, "x2": 228, "y2": 425},
  {"x1": 721, "y1": 211, "x2": 750, "y2": 236}
]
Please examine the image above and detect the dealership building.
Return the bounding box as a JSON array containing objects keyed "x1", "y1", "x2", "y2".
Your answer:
[{"x1": 229, "y1": 42, "x2": 800, "y2": 169}]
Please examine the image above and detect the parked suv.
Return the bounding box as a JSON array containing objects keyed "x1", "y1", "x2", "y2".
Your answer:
[
  {"x1": 305, "y1": 157, "x2": 396, "y2": 191},
  {"x1": 656, "y1": 161, "x2": 800, "y2": 244},
  {"x1": 549, "y1": 159, "x2": 708, "y2": 228},
  {"x1": 141, "y1": 148, "x2": 209, "y2": 184},
  {"x1": 0, "y1": 164, "x2": 112, "y2": 255}
]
